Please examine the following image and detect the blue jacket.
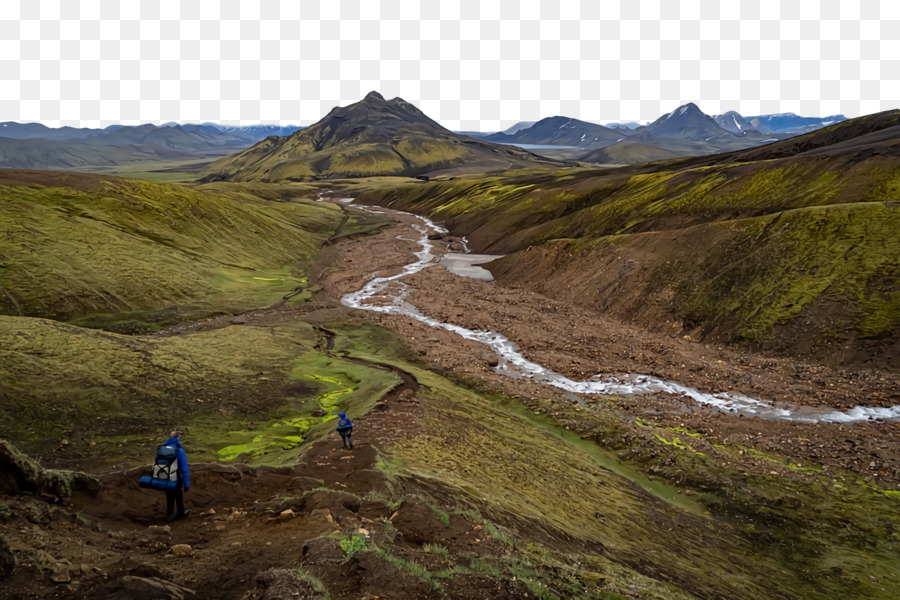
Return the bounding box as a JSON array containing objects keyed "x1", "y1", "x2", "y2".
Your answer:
[
  {"x1": 336, "y1": 415, "x2": 353, "y2": 434},
  {"x1": 164, "y1": 436, "x2": 190, "y2": 490}
]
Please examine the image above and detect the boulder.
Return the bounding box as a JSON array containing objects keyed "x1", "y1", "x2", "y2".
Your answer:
[
  {"x1": 169, "y1": 544, "x2": 192, "y2": 557},
  {"x1": 0, "y1": 537, "x2": 15, "y2": 578},
  {"x1": 0, "y1": 439, "x2": 100, "y2": 500}
]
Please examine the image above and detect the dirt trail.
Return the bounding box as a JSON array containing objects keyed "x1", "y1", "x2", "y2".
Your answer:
[{"x1": 317, "y1": 206, "x2": 900, "y2": 485}]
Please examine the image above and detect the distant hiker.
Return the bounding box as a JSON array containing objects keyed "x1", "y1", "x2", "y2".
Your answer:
[
  {"x1": 336, "y1": 413, "x2": 354, "y2": 449},
  {"x1": 138, "y1": 429, "x2": 190, "y2": 522}
]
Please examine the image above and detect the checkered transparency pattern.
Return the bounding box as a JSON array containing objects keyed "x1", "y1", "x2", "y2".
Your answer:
[{"x1": 0, "y1": 0, "x2": 895, "y2": 130}]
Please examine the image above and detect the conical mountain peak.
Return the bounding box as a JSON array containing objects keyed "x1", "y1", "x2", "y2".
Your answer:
[
  {"x1": 638, "y1": 102, "x2": 731, "y2": 141},
  {"x1": 207, "y1": 92, "x2": 565, "y2": 181}
]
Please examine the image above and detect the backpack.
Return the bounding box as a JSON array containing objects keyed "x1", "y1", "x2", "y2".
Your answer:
[
  {"x1": 138, "y1": 444, "x2": 180, "y2": 491},
  {"x1": 337, "y1": 418, "x2": 353, "y2": 434}
]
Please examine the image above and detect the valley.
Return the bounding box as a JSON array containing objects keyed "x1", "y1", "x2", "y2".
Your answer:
[{"x1": 1, "y1": 95, "x2": 898, "y2": 599}]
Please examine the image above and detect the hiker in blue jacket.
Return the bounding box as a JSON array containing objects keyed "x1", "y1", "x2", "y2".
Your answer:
[
  {"x1": 336, "y1": 413, "x2": 353, "y2": 449},
  {"x1": 163, "y1": 430, "x2": 190, "y2": 522}
]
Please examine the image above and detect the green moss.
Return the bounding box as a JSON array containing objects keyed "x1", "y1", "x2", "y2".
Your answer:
[
  {"x1": 0, "y1": 316, "x2": 399, "y2": 468},
  {"x1": 653, "y1": 433, "x2": 703, "y2": 455},
  {"x1": 0, "y1": 178, "x2": 355, "y2": 324}
]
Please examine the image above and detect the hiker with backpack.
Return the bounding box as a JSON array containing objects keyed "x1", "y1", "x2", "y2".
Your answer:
[
  {"x1": 336, "y1": 413, "x2": 353, "y2": 449},
  {"x1": 138, "y1": 429, "x2": 190, "y2": 522}
]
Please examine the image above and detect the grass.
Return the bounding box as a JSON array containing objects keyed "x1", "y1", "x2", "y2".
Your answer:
[
  {"x1": 0, "y1": 173, "x2": 382, "y2": 327},
  {"x1": 0, "y1": 316, "x2": 400, "y2": 470},
  {"x1": 422, "y1": 543, "x2": 450, "y2": 557},
  {"x1": 376, "y1": 549, "x2": 444, "y2": 592},
  {"x1": 482, "y1": 519, "x2": 513, "y2": 545},
  {"x1": 363, "y1": 356, "x2": 900, "y2": 599}
]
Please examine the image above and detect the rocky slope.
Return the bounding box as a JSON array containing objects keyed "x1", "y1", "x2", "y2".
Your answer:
[{"x1": 205, "y1": 92, "x2": 565, "y2": 181}]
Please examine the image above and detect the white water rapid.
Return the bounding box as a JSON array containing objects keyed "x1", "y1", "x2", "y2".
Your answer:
[{"x1": 340, "y1": 208, "x2": 900, "y2": 424}]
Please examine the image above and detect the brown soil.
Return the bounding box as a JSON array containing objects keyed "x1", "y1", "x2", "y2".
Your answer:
[
  {"x1": 316, "y1": 207, "x2": 900, "y2": 485},
  {"x1": 0, "y1": 383, "x2": 521, "y2": 599}
]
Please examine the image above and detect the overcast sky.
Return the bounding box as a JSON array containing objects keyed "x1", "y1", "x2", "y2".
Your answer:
[{"x1": 0, "y1": 0, "x2": 896, "y2": 130}]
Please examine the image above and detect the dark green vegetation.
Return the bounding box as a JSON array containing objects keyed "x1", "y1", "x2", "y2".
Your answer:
[
  {"x1": 353, "y1": 110, "x2": 900, "y2": 368},
  {"x1": 206, "y1": 91, "x2": 565, "y2": 182}
]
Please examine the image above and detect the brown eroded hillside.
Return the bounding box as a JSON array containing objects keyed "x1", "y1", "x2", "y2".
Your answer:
[{"x1": 351, "y1": 110, "x2": 900, "y2": 368}]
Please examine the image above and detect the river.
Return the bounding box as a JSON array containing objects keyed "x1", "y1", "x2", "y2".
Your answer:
[{"x1": 338, "y1": 205, "x2": 900, "y2": 424}]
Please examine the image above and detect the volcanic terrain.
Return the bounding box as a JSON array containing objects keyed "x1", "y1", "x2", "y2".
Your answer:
[{"x1": 1, "y1": 95, "x2": 899, "y2": 599}]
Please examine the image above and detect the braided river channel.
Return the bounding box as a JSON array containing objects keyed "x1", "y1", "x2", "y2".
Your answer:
[{"x1": 338, "y1": 203, "x2": 900, "y2": 424}]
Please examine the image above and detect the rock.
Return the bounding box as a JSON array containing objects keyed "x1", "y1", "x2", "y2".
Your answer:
[
  {"x1": 50, "y1": 570, "x2": 71, "y2": 583},
  {"x1": 108, "y1": 576, "x2": 197, "y2": 600},
  {"x1": 481, "y1": 352, "x2": 500, "y2": 368},
  {"x1": 301, "y1": 537, "x2": 344, "y2": 564},
  {"x1": 253, "y1": 568, "x2": 322, "y2": 599},
  {"x1": 169, "y1": 544, "x2": 192, "y2": 557},
  {"x1": 288, "y1": 476, "x2": 321, "y2": 492},
  {"x1": 310, "y1": 508, "x2": 334, "y2": 523},
  {"x1": 230, "y1": 314, "x2": 248, "y2": 325},
  {"x1": 0, "y1": 538, "x2": 15, "y2": 578},
  {"x1": 427, "y1": 232, "x2": 446, "y2": 240},
  {"x1": 0, "y1": 440, "x2": 100, "y2": 499},
  {"x1": 311, "y1": 408, "x2": 326, "y2": 417},
  {"x1": 148, "y1": 525, "x2": 171, "y2": 536},
  {"x1": 279, "y1": 509, "x2": 295, "y2": 520}
]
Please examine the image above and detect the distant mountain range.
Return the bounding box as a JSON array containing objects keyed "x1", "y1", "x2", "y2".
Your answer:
[
  {"x1": 743, "y1": 112, "x2": 847, "y2": 134},
  {"x1": 0, "y1": 121, "x2": 304, "y2": 170},
  {"x1": 467, "y1": 104, "x2": 847, "y2": 164},
  {"x1": 0, "y1": 101, "x2": 852, "y2": 172},
  {"x1": 481, "y1": 116, "x2": 624, "y2": 148},
  {"x1": 206, "y1": 91, "x2": 565, "y2": 181}
]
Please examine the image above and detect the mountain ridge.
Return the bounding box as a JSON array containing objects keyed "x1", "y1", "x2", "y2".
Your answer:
[
  {"x1": 482, "y1": 115, "x2": 624, "y2": 148},
  {"x1": 206, "y1": 91, "x2": 567, "y2": 181}
]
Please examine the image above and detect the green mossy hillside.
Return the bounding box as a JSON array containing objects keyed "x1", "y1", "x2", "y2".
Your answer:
[
  {"x1": 358, "y1": 354, "x2": 900, "y2": 599},
  {"x1": 0, "y1": 172, "x2": 380, "y2": 328},
  {"x1": 0, "y1": 315, "x2": 400, "y2": 470}
]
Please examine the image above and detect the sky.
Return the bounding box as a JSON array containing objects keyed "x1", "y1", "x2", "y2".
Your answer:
[{"x1": 0, "y1": 0, "x2": 897, "y2": 131}]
